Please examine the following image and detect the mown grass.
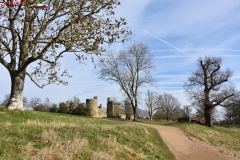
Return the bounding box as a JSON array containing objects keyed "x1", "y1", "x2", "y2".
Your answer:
[
  {"x1": 0, "y1": 107, "x2": 175, "y2": 160},
  {"x1": 137, "y1": 119, "x2": 240, "y2": 151}
]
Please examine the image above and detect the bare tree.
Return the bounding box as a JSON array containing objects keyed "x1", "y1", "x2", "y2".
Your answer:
[
  {"x1": 182, "y1": 105, "x2": 192, "y2": 118},
  {"x1": 136, "y1": 108, "x2": 148, "y2": 119},
  {"x1": 0, "y1": 0, "x2": 131, "y2": 110},
  {"x1": 145, "y1": 90, "x2": 158, "y2": 121},
  {"x1": 28, "y1": 97, "x2": 42, "y2": 110},
  {"x1": 99, "y1": 42, "x2": 155, "y2": 121},
  {"x1": 42, "y1": 97, "x2": 51, "y2": 112},
  {"x1": 157, "y1": 93, "x2": 181, "y2": 121},
  {"x1": 184, "y1": 56, "x2": 235, "y2": 127}
]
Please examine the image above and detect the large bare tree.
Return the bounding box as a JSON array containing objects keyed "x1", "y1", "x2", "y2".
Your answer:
[
  {"x1": 145, "y1": 90, "x2": 158, "y2": 121},
  {"x1": 184, "y1": 56, "x2": 235, "y2": 127},
  {"x1": 0, "y1": 0, "x2": 131, "y2": 110},
  {"x1": 157, "y1": 93, "x2": 181, "y2": 121},
  {"x1": 98, "y1": 42, "x2": 155, "y2": 121}
]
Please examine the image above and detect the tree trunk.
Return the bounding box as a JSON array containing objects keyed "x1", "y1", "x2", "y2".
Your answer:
[
  {"x1": 204, "y1": 108, "x2": 212, "y2": 127},
  {"x1": 149, "y1": 109, "x2": 152, "y2": 121},
  {"x1": 133, "y1": 107, "x2": 137, "y2": 121},
  {"x1": 150, "y1": 116, "x2": 152, "y2": 121},
  {"x1": 132, "y1": 99, "x2": 138, "y2": 121},
  {"x1": 6, "y1": 71, "x2": 26, "y2": 110}
]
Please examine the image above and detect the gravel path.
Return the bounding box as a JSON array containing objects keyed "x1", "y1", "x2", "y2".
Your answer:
[{"x1": 138, "y1": 123, "x2": 237, "y2": 160}]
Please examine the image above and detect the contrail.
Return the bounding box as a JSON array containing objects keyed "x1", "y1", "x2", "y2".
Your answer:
[
  {"x1": 128, "y1": 22, "x2": 190, "y2": 57},
  {"x1": 231, "y1": 79, "x2": 240, "y2": 86},
  {"x1": 141, "y1": 29, "x2": 190, "y2": 57}
]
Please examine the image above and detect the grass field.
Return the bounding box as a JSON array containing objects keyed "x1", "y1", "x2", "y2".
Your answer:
[
  {"x1": 137, "y1": 119, "x2": 240, "y2": 151},
  {"x1": 0, "y1": 107, "x2": 175, "y2": 160}
]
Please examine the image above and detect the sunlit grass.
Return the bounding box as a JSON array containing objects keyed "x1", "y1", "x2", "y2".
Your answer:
[{"x1": 0, "y1": 107, "x2": 175, "y2": 160}]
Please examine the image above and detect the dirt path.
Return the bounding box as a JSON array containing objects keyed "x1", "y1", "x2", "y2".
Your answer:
[{"x1": 138, "y1": 123, "x2": 236, "y2": 160}]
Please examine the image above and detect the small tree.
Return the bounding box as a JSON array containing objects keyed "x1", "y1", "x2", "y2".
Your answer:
[
  {"x1": 145, "y1": 90, "x2": 158, "y2": 121},
  {"x1": 28, "y1": 97, "x2": 42, "y2": 110},
  {"x1": 75, "y1": 104, "x2": 92, "y2": 116},
  {"x1": 99, "y1": 42, "x2": 155, "y2": 121},
  {"x1": 136, "y1": 108, "x2": 148, "y2": 119},
  {"x1": 58, "y1": 102, "x2": 69, "y2": 114},
  {"x1": 157, "y1": 93, "x2": 181, "y2": 121},
  {"x1": 184, "y1": 56, "x2": 235, "y2": 127},
  {"x1": 182, "y1": 105, "x2": 192, "y2": 118},
  {"x1": 49, "y1": 103, "x2": 58, "y2": 113},
  {"x1": 153, "y1": 111, "x2": 165, "y2": 120}
]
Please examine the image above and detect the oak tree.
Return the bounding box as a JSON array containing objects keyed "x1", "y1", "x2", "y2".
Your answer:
[
  {"x1": 0, "y1": 0, "x2": 131, "y2": 109},
  {"x1": 184, "y1": 56, "x2": 235, "y2": 127}
]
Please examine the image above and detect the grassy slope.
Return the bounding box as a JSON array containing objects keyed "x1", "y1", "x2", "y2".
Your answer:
[
  {"x1": 138, "y1": 119, "x2": 240, "y2": 151},
  {"x1": 0, "y1": 107, "x2": 175, "y2": 160}
]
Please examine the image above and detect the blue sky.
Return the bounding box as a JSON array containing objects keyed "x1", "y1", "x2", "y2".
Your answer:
[{"x1": 1, "y1": 0, "x2": 240, "y2": 111}]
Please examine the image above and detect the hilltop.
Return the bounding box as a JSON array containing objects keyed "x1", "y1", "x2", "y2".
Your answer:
[{"x1": 0, "y1": 107, "x2": 174, "y2": 160}]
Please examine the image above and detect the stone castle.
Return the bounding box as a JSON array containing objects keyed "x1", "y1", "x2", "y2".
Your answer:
[
  {"x1": 107, "y1": 98, "x2": 134, "y2": 119},
  {"x1": 86, "y1": 96, "x2": 106, "y2": 118},
  {"x1": 67, "y1": 96, "x2": 133, "y2": 119}
]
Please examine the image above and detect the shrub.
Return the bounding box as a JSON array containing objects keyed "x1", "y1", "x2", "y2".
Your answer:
[
  {"x1": 58, "y1": 102, "x2": 69, "y2": 114},
  {"x1": 49, "y1": 103, "x2": 58, "y2": 113},
  {"x1": 72, "y1": 104, "x2": 91, "y2": 116}
]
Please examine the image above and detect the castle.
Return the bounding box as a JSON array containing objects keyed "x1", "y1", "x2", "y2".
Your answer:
[
  {"x1": 67, "y1": 96, "x2": 133, "y2": 119},
  {"x1": 107, "y1": 98, "x2": 134, "y2": 119},
  {"x1": 86, "y1": 96, "x2": 107, "y2": 118}
]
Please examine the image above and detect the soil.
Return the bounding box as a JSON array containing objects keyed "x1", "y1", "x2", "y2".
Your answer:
[{"x1": 138, "y1": 123, "x2": 240, "y2": 160}]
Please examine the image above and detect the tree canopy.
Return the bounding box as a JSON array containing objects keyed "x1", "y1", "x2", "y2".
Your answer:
[{"x1": 0, "y1": 0, "x2": 131, "y2": 109}]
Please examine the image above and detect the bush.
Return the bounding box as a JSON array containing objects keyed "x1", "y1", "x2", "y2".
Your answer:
[
  {"x1": 49, "y1": 103, "x2": 58, "y2": 113},
  {"x1": 72, "y1": 104, "x2": 91, "y2": 116},
  {"x1": 58, "y1": 102, "x2": 69, "y2": 114},
  {"x1": 33, "y1": 105, "x2": 49, "y2": 112}
]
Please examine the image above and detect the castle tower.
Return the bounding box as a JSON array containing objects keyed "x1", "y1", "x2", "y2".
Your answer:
[
  {"x1": 86, "y1": 96, "x2": 98, "y2": 117},
  {"x1": 107, "y1": 97, "x2": 120, "y2": 118}
]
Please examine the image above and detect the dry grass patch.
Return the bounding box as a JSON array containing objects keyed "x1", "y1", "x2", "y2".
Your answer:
[
  {"x1": 122, "y1": 145, "x2": 146, "y2": 159},
  {"x1": 40, "y1": 129, "x2": 58, "y2": 143},
  {"x1": 146, "y1": 142, "x2": 157, "y2": 152},
  {"x1": 2, "y1": 121, "x2": 11, "y2": 126},
  {"x1": 96, "y1": 136, "x2": 117, "y2": 147},
  {"x1": 23, "y1": 119, "x2": 77, "y2": 128},
  {"x1": 33, "y1": 138, "x2": 88, "y2": 160},
  {"x1": 91, "y1": 151, "x2": 114, "y2": 160},
  {"x1": 94, "y1": 135, "x2": 147, "y2": 159}
]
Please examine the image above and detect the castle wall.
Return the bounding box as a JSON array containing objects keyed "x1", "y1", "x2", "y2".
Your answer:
[
  {"x1": 98, "y1": 104, "x2": 107, "y2": 117},
  {"x1": 119, "y1": 114, "x2": 126, "y2": 119}
]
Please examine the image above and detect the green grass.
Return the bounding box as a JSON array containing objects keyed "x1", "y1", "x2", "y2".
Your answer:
[
  {"x1": 0, "y1": 107, "x2": 175, "y2": 160},
  {"x1": 137, "y1": 119, "x2": 240, "y2": 151}
]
